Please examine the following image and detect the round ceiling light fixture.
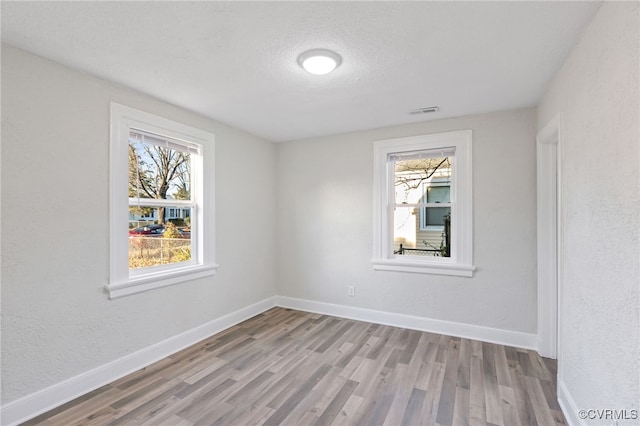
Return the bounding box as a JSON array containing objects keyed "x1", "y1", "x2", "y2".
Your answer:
[{"x1": 297, "y1": 49, "x2": 342, "y2": 75}]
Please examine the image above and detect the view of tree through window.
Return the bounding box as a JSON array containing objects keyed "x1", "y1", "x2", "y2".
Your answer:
[
  {"x1": 392, "y1": 153, "x2": 452, "y2": 257},
  {"x1": 128, "y1": 130, "x2": 193, "y2": 269}
]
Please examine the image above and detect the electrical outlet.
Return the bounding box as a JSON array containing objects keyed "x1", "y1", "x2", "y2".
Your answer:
[{"x1": 348, "y1": 285, "x2": 355, "y2": 296}]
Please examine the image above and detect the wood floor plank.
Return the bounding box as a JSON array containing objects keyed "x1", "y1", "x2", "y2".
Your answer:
[
  {"x1": 420, "y1": 361, "x2": 447, "y2": 425},
  {"x1": 494, "y1": 345, "x2": 513, "y2": 388},
  {"x1": 334, "y1": 323, "x2": 377, "y2": 369},
  {"x1": 173, "y1": 362, "x2": 234, "y2": 400},
  {"x1": 457, "y1": 338, "x2": 471, "y2": 390},
  {"x1": 176, "y1": 378, "x2": 236, "y2": 423},
  {"x1": 300, "y1": 366, "x2": 345, "y2": 420},
  {"x1": 351, "y1": 344, "x2": 395, "y2": 399},
  {"x1": 482, "y1": 343, "x2": 504, "y2": 426},
  {"x1": 21, "y1": 308, "x2": 565, "y2": 426},
  {"x1": 263, "y1": 363, "x2": 332, "y2": 426},
  {"x1": 351, "y1": 366, "x2": 393, "y2": 424},
  {"x1": 436, "y1": 338, "x2": 461, "y2": 425},
  {"x1": 264, "y1": 353, "x2": 324, "y2": 410},
  {"x1": 383, "y1": 335, "x2": 430, "y2": 425},
  {"x1": 509, "y1": 358, "x2": 539, "y2": 426},
  {"x1": 399, "y1": 387, "x2": 427, "y2": 425},
  {"x1": 498, "y1": 384, "x2": 521, "y2": 426},
  {"x1": 469, "y1": 340, "x2": 487, "y2": 426},
  {"x1": 359, "y1": 362, "x2": 406, "y2": 425},
  {"x1": 398, "y1": 329, "x2": 422, "y2": 364},
  {"x1": 315, "y1": 321, "x2": 353, "y2": 353},
  {"x1": 528, "y1": 352, "x2": 554, "y2": 382},
  {"x1": 137, "y1": 396, "x2": 184, "y2": 425},
  {"x1": 315, "y1": 379, "x2": 358, "y2": 426},
  {"x1": 452, "y1": 386, "x2": 470, "y2": 426},
  {"x1": 112, "y1": 381, "x2": 189, "y2": 424},
  {"x1": 329, "y1": 394, "x2": 364, "y2": 426},
  {"x1": 181, "y1": 356, "x2": 227, "y2": 384},
  {"x1": 110, "y1": 358, "x2": 175, "y2": 390},
  {"x1": 239, "y1": 406, "x2": 276, "y2": 425},
  {"x1": 66, "y1": 405, "x2": 115, "y2": 426},
  {"x1": 414, "y1": 342, "x2": 440, "y2": 391},
  {"x1": 304, "y1": 318, "x2": 342, "y2": 352},
  {"x1": 523, "y1": 376, "x2": 557, "y2": 426},
  {"x1": 152, "y1": 414, "x2": 193, "y2": 426}
]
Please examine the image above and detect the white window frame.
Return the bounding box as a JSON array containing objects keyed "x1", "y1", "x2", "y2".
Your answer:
[
  {"x1": 108, "y1": 103, "x2": 217, "y2": 298},
  {"x1": 372, "y1": 130, "x2": 475, "y2": 277}
]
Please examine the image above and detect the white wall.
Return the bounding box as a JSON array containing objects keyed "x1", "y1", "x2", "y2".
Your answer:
[
  {"x1": 0, "y1": 45, "x2": 278, "y2": 404},
  {"x1": 277, "y1": 108, "x2": 538, "y2": 335},
  {"x1": 537, "y1": 1, "x2": 639, "y2": 419}
]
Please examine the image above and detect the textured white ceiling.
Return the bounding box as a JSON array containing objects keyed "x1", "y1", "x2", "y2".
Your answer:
[{"x1": 1, "y1": 1, "x2": 601, "y2": 142}]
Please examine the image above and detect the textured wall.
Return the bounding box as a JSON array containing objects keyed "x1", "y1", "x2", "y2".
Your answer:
[
  {"x1": 537, "y1": 1, "x2": 639, "y2": 415},
  {"x1": 276, "y1": 108, "x2": 538, "y2": 334},
  {"x1": 1, "y1": 45, "x2": 278, "y2": 404}
]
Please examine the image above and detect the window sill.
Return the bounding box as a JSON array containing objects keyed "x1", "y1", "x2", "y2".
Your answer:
[
  {"x1": 371, "y1": 258, "x2": 475, "y2": 277},
  {"x1": 106, "y1": 263, "x2": 218, "y2": 299}
]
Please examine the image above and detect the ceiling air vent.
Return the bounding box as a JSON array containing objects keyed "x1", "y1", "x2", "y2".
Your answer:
[{"x1": 409, "y1": 106, "x2": 440, "y2": 115}]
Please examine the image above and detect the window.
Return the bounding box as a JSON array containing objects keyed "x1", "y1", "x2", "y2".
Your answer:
[
  {"x1": 372, "y1": 130, "x2": 475, "y2": 277},
  {"x1": 108, "y1": 103, "x2": 216, "y2": 298}
]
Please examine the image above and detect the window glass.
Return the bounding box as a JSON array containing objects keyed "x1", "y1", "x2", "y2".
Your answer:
[
  {"x1": 392, "y1": 154, "x2": 452, "y2": 257},
  {"x1": 424, "y1": 186, "x2": 451, "y2": 228},
  {"x1": 128, "y1": 133, "x2": 194, "y2": 269},
  {"x1": 128, "y1": 208, "x2": 193, "y2": 269},
  {"x1": 128, "y1": 133, "x2": 191, "y2": 202},
  {"x1": 393, "y1": 156, "x2": 451, "y2": 204}
]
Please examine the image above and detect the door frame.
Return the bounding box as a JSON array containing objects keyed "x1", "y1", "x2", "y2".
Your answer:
[{"x1": 536, "y1": 115, "x2": 562, "y2": 359}]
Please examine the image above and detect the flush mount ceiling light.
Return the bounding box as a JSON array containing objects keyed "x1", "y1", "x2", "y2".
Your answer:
[{"x1": 297, "y1": 49, "x2": 342, "y2": 75}]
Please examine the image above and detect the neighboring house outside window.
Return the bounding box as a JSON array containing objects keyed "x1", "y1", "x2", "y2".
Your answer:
[
  {"x1": 129, "y1": 208, "x2": 157, "y2": 223},
  {"x1": 421, "y1": 182, "x2": 451, "y2": 229},
  {"x1": 108, "y1": 103, "x2": 217, "y2": 298},
  {"x1": 372, "y1": 130, "x2": 475, "y2": 277}
]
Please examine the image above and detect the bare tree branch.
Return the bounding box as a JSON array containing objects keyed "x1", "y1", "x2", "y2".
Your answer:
[{"x1": 129, "y1": 142, "x2": 191, "y2": 223}]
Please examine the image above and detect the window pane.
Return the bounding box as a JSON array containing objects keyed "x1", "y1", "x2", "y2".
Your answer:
[
  {"x1": 393, "y1": 206, "x2": 450, "y2": 257},
  {"x1": 394, "y1": 156, "x2": 452, "y2": 204},
  {"x1": 424, "y1": 206, "x2": 451, "y2": 227},
  {"x1": 128, "y1": 207, "x2": 192, "y2": 269},
  {"x1": 426, "y1": 185, "x2": 450, "y2": 203},
  {"x1": 129, "y1": 136, "x2": 191, "y2": 202}
]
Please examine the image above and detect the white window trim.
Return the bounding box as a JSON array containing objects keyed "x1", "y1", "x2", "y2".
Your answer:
[
  {"x1": 372, "y1": 130, "x2": 475, "y2": 277},
  {"x1": 108, "y1": 103, "x2": 217, "y2": 298}
]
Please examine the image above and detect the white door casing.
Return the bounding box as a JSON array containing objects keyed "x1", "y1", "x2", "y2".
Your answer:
[{"x1": 536, "y1": 115, "x2": 562, "y2": 360}]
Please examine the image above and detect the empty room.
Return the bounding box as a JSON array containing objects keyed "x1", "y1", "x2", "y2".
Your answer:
[{"x1": 1, "y1": 1, "x2": 638, "y2": 425}]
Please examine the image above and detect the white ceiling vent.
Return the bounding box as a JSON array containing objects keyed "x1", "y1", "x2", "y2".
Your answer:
[{"x1": 409, "y1": 106, "x2": 440, "y2": 115}]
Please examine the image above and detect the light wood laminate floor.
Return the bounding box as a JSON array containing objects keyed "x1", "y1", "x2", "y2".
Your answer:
[{"x1": 22, "y1": 308, "x2": 565, "y2": 426}]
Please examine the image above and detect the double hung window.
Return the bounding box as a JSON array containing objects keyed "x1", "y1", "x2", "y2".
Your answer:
[
  {"x1": 108, "y1": 103, "x2": 216, "y2": 298},
  {"x1": 372, "y1": 130, "x2": 475, "y2": 277}
]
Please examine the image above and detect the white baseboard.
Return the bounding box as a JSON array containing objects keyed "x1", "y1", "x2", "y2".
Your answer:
[
  {"x1": 0, "y1": 296, "x2": 277, "y2": 426},
  {"x1": 276, "y1": 296, "x2": 537, "y2": 350},
  {"x1": 558, "y1": 379, "x2": 583, "y2": 426}
]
